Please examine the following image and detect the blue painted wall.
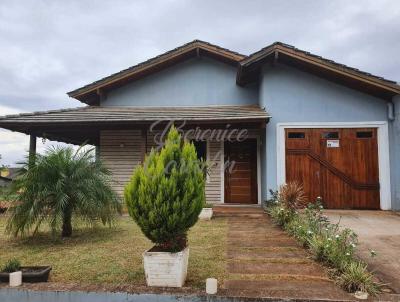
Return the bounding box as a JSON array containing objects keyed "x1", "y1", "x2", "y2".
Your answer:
[
  {"x1": 100, "y1": 56, "x2": 398, "y2": 209},
  {"x1": 102, "y1": 57, "x2": 258, "y2": 107},
  {"x1": 259, "y1": 64, "x2": 389, "y2": 202}
]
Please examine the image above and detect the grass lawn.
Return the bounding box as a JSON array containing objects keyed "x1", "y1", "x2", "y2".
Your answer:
[{"x1": 0, "y1": 215, "x2": 227, "y2": 290}]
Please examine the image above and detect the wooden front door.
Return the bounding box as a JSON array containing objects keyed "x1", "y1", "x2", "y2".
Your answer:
[
  {"x1": 225, "y1": 139, "x2": 258, "y2": 204},
  {"x1": 285, "y1": 128, "x2": 380, "y2": 209}
]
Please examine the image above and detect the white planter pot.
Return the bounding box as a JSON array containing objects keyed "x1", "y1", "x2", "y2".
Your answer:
[
  {"x1": 199, "y1": 208, "x2": 213, "y2": 220},
  {"x1": 143, "y1": 247, "x2": 189, "y2": 287}
]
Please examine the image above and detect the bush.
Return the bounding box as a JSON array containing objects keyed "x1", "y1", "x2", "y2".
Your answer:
[
  {"x1": 339, "y1": 262, "x2": 382, "y2": 296},
  {"x1": 6, "y1": 146, "x2": 121, "y2": 238},
  {"x1": 278, "y1": 182, "x2": 307, "y2": 211},
  {"x1": 2, "y1": 258, "x2": 21, "y2": 273},
  {"x1": 267, "y1": 185, "x2": 381, "y2": 295},
  {"x1": 125, "y1": 126, "x2": 205, "y2": 252}
]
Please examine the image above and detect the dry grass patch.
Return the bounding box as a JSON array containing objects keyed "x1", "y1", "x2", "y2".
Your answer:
[{"x1": 0, "y1": 216, "x2": 227, "y2": 290}]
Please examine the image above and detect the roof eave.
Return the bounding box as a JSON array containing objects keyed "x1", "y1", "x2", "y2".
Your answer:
[
  {"x1": 237, "y1": 44, "x2": 400, "y2": 100},
  {"x1": 68, "y1": 40, "x2": 246, "y2": 105}
]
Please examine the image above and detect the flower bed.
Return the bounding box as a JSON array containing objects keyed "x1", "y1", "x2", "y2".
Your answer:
[{"x1": 266, "y1": 185, "x2": 381, "y2": 296}]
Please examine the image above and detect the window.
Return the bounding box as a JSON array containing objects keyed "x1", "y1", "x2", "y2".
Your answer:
[
  {"x1": 192, "y1": 140, "x2": 207, "y2": 161},
  {"x1": 322, "y1": 131, "x2": 339, "y2": 139},
  {"x1": 356, "y1": 131, "x2": 373, "y2": 138},
  {"x1": 288, "y1": 132, "x2": 305, "y2": 139}
]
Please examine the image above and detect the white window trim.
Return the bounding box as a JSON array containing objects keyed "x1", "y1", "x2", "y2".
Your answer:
[{"x1": 276, "y1": 121, "x2": 391, "y2": 210}]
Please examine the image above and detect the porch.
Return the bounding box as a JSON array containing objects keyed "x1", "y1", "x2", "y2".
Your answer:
[{"x1": 0, "y1": 105, "x2": 270, "y2": 205}]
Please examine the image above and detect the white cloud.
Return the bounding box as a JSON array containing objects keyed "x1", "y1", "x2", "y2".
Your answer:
[{"x1": 0, "y1": 0, "x2": 399, "y2": 165}]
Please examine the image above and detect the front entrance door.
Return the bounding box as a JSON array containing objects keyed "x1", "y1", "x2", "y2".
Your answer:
[
  {"x1": 224, "y1": 139, "x2": 258, "y2": 204},
  {"x1": 285, "y1": 128, "x2": 380, "y2": 209}
]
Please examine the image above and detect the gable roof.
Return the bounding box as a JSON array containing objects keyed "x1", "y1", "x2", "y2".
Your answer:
[
  {"x1": 68, "y1": 40, "x2": 245, "y2": 105},
  {"x1": 237, "y1": 42, "x2": 400, "y2": 100},
  {"x1": 67, "y1": 40, "x2": 400, "y2": 105}
]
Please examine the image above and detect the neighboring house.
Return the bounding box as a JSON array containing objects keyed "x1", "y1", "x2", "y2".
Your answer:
[
  {"x1": 0, "y1": 168, "x2": 21, "y2": 188},
  {"x1": 0, "y1": 175, "x2": 12, "y2": 188},
  {"x1": 0, "y1": 40, "x2": 399, "y2": 210}
]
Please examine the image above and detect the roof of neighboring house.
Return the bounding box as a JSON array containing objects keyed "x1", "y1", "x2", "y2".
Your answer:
[
  {"x1": 68, "y1": 40, "x2": 246, "y2": 105},
  {"x1": 0, "y1": 175, "x2": 12, "y2": 182},
  {"x1": 237, "y1": 42, "x2": 400, "y2": 100},
  {"x1": 1, "y1": 168, "x2": 24, "y2": 180},
  {"x1": 67, "y1": 40, "x2": 400, "y2": 104}
]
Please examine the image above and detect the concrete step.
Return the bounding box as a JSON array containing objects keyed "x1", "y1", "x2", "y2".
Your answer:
[{"x1": 213, "y1": 206, "x2": 265, "y2": 218}]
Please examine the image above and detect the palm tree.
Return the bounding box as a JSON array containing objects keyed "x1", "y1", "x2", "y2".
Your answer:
[{"x1": 6, "y1": 146, "x2": 121, "y2": 237}]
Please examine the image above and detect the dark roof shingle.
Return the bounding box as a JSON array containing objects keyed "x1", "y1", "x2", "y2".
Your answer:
[{"x1": 0, "y1": 105, "x2": 270, "y2": 126}]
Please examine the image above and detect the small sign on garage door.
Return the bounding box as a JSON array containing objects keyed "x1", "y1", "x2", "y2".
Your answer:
[{"x1": 327, "y1": 140, "x2": 340, "y2": 148}]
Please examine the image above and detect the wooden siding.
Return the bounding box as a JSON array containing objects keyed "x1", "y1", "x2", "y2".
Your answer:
[
  {"x1": 100, "y1": 128, "x2": 260, "y2": 203},
  {"x1": 100, "y1": 130, "x2": 143, "y2": 195},
  {"x1": 206, "y1": 140, "x2": 223, "y2": 203}
]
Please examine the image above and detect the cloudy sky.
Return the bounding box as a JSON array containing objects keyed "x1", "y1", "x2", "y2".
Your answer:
[{"x1": 0, "y1": 0, "x2": 399, "y2": 165}]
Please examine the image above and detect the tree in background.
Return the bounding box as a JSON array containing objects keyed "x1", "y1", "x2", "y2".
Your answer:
[
  {"x1": 6, "y1": 146, "x2": 121, "y2": 237},
  {"x1": 125, "y1": 126, "x2": 205, "y2": 252}
]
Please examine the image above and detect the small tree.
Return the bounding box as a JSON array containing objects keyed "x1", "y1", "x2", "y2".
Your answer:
[
  {"x1": 125, "y1": 126, "x2": 205, "y2": 252},
  {"x1": 6, "y1": 146, "x2": 121, "y2": 237}
]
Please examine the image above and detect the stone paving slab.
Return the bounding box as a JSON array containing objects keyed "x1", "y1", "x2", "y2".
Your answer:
[
  {"x1": 227, "y1": 280, "x2": 356, "y2": 301},
  {"x1": 228, "y1": 261, "x2": 327, "y2": 277},
  {"x1": 228, "y1": 239, "x2": 299, "y2": 248},
  {"x1": 227, "y1": 249, "x2": 309, "y2": 260},
  {"x1": 222, "y1": 208, "x2": 353, "y2": 300}
]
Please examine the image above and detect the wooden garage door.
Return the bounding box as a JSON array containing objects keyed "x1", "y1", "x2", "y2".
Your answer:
[
  {"x1": 285, "y1": 128, "x2": 380, "y2": 209},
  {"x1": 225, "y1": 139, "x2": 258, "y2": 204}
]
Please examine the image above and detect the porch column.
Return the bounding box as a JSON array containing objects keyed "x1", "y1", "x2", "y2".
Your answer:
[
  {"x1": 29, "y1": 134, "x2": 37, "y2": 166},
  {"x1": 95, "y1": 145, "x2": 100, "y2": 162},
  {"x1": 390, "y1": 95, "x2": 400, "y2": 210}
]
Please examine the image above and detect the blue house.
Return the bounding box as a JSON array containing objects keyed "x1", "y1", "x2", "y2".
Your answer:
[{"x1": 1, "y1": 40, "x2": 399, "y2": 210}]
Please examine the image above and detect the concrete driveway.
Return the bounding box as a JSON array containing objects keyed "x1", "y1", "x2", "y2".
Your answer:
[{"x1": 325, "y1": 210, "x2": 400, "y2": 294}]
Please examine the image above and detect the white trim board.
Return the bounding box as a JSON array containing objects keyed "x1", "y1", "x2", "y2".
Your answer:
[{"x1": 276, "y1": 121, "x2": 391, "y2": 210}]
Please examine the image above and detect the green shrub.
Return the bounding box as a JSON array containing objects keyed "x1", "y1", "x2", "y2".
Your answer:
[
  {"x1": 2, "y1": 258, "x2": 21, "y2": 273},
  {"x1": 339, "y1": 261, "x2": 382, "y2": 295},
  {"x1": 267, "y1": 187, "x2": 381, "y2": 296},
  {"x1": 125, "y1": 126, "x2": 205, "y2": 252}
]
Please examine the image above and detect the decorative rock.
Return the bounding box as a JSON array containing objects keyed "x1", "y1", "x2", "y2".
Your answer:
[
  {"x1": 354, "y1": 291, "x2": 368, "y2": 300},
  {"x1": 206, "y1": 278, "x2": 218, "y2": 294},
  {"x1": 9, "y1": 271, "x2": 22, "y2": 287}
]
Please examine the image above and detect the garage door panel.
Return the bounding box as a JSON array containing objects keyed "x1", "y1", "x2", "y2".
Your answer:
[
  {"x1": 285, "y1": 128, "x2": 380, "y2": 209},
  {"x1": 322, "y1": 169, "x2": 353, "y2": 209}
]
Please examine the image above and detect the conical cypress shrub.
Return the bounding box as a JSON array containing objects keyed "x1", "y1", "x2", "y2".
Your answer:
[{"x1": 125, "y1": 126, "x2": 205, "y2": 252}]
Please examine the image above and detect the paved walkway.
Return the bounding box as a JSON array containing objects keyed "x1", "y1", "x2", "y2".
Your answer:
[
  {"x1": 215, "y1": 206, "x2": 353, "y2": 300},
  {"x1": 326, "y1": 210, "x2": 400, "y2": 295}
]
